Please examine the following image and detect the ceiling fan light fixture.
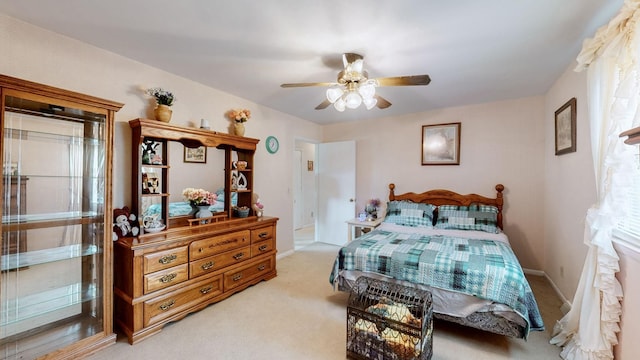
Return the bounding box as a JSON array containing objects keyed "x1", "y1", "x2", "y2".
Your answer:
[
  {"x1": 326, "y1": 86, "x2": 344, "y2": 103},
  {"x1": 358, "y1": 82, "x2": 376, "y2": 99},
  {"x1": 344, "y1": 91, "x2": 362, "y2": 109},
  {"x1": 333, "y1": 98, "x2": 346, "y2": 112},
  {"x1": 363, "y1": 97, "x2": 377, "y2": 110}
]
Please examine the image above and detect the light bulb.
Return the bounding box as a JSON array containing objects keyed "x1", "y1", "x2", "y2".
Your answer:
[
  {"x1": 358, "y1": 83, "x2": 376, "y2": 99},
  {"x1": 363, "y1": 97, "x2": 377, "y2": 110},
  {"x1": 344, "y1": 91, "x2": 362, "y2": 109},
  {"x1": 333, "y1": 98, "x2": 346, "y2": 112},
  {"x1": 326, "y1": 86, "x2": 344, "y2": 103}
]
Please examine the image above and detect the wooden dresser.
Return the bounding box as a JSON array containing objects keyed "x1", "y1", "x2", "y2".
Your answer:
[{"x1": 114, "y1": 216, "x2": 277, "y2": 344}]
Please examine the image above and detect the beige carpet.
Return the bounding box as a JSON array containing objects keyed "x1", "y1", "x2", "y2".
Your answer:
[{"x1": 88, "y1": 242, "x2": 562, "y2": 360}]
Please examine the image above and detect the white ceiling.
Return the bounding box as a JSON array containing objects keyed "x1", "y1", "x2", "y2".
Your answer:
[{"x1": 0, "y1": 0, "x2": 622, "y2": 125}]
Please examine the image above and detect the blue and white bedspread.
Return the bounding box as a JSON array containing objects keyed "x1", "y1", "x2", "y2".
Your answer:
[{"x1": 330, "y1": 227, "x2": 545, "y2": 335}]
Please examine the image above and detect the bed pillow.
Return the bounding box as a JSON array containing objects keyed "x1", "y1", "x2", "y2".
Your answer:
[
  {"x1": 383, "y1": 200, "x2": 436, "y2": 228},
  {"x1": 434, "y1": 204, "x2": 499, "y2": 233}
]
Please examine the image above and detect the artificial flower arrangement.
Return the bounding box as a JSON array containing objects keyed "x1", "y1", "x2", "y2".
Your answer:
[
  {"x1": 146, "y1": 87, "x2": 177, "y2": 106},
  {"x1": 226, "y1": 109, "x2": 251, "y2": 123},
  {"x1": 182, "y1": 187, "x2": 217, "y2": 206},
  {"x1": 365, "y1": 198, "x2": 381, "y2": 219}
]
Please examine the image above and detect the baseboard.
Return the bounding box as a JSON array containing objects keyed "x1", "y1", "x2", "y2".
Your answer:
[
  {"x1": 277, "y1": 248, "x2": 295, "y2": 260},
  {"x1": 523, "y1": 268, "x2": 571, "y2": 315}
]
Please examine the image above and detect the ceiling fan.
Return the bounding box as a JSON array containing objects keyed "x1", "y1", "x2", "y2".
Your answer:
[{"x1": 280, "y1": 53, "x2": 431, "y2": 112}]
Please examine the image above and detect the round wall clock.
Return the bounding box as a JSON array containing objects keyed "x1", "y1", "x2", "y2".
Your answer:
[{"x1": 266, "y1": 136, "x2": 279, "y2": 154}]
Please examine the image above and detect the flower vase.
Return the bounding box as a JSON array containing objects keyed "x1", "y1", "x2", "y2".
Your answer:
[
  {"x1": 154, "y1": 104, "x2": 172, "y2": 123},
  {"x1": 234, "y1": 122, "x2": 245, "y2": 136},
  {"x1": 189, "y1": 203, "x2": 199, "y2": 217},
  {"x1": 196, "y1": 205, "x2": 213, "y2": 219}
]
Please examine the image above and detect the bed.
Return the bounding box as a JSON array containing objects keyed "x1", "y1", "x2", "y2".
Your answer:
[{"x1": 330, "y1": 183, "x2": 545, "y2": 339}]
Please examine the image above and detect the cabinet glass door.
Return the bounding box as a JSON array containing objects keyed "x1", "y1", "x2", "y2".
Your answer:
[{"x1": 1, "y1": 92, "x2": 108, "y2": 358}]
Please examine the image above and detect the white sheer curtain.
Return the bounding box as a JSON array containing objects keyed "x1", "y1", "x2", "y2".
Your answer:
[{"x1": 550, "y1": 1, "x2": 640, "y2": 359}]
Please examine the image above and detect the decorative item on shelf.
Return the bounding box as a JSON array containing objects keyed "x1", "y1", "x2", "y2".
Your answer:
[
  {"x1": 142, "y1": 214, "x2": 165, "y2": 233},
  {"x1": 141, "y1": 139, "x2": 160, "y2": 165},
  {"x1": 236, "y1": 160, "x2": 247, "y2": 170},
  {"x1": 146, "y1": 87, "x2": 176, "y2": 123},
  {"x1": 182, "y1": 187, "x2": 217, "y2": 220},
  {"x1": 234, "y1": 206, "x2": 250, "y2": 218},
  {"x1": 200, "y1": 118, "x2": 210, "y2": 130},
  {"x1": 365, "y1": 198, "x2": 380, "y2": 221},
  {"x1": 252, "y1": 193, "x2": 264, "y2": 217},
  {"x1": 226, "y1": 108, "x2": 251, "y2": 136}
]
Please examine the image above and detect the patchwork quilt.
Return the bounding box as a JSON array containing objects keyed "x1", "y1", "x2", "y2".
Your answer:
[{"x1": 330, "y1": 229, "x2": 545, "y2": 335}]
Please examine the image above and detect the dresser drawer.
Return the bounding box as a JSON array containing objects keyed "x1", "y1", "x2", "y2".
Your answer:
[
  {"x1": 251, "y1": 226, "x2": 273, "y2": 243},
  {"x1": 251, "y1": 237, "x2": 275, "y2": 257},
  {"x1": 144, "y1": 264, "x2": 189, "y2": 294},
  {"x1": 190, "y1": 230, "x2": 250, "y2": 260},
  {"x1": 224, "y1": 255, "x2": 275, "y2": 291},
  {"x1": 143, "y1": 246, "x2": 189, "y2": 274},
  {"x1": 190, "y1": 246, "x2": 251, "y2": 278},
  {"x1": 144, "y1": 275, "x2": 223, "y2": 327}
]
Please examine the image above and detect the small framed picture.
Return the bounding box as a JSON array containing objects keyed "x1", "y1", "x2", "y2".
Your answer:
[
  {"x1": 307, "y1": 160, "x2": 314, "y2": 171},
  {"x1": 184, "y1": 146, "x2": 207, "y2": 163},
  {"x1": 421, "y1": 122, "x2": 461, "y2": 165},
  {"x1": 555, "y1": 98, "x2": 577, "y2": 155}
]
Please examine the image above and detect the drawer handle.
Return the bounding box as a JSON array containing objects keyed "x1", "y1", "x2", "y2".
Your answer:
[
  {"x1": 201, "y1": 261, "x2": 215, "y2": 270},
  {"x1": 258, "y1": 232, "x2": 268, "y2": 239},
  {"x1": 258, "y1": 245, "x2": 268, "y2": 252},
  {"x1": 159, "y1": 300, "x2": 175, "y2": 311},
  {"x1": 232, "y1": 273, "x2": 243, "y2": 282},
  {"x1": 233, "y1": 252, "x2": 245, "y2": 260},
  {"x1": 200, "y1": 286, "x2": 213, "y2": 294},
  {"x1": 258, "y1": 264, "x2": 266, "y2": 271},
  {"x1": 158, "y1": 254, "x2": 177, "y2": 264},
  {"x1": 159, "y1": 273, "x2": 177, "y2": 283}
]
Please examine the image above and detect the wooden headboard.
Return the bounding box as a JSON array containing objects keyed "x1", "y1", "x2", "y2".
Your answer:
[{"x1": 388, "y1": 183, "x2": 505, "y2": 229}]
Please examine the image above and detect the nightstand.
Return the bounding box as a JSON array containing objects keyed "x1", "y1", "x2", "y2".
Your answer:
[{"x1": 346, "y1": 217, "x2": 384, "y2": 242}]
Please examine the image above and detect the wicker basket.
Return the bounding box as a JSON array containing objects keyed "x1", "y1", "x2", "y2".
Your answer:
[{"x1": 347, "y1": 276, "x2": 433, "y2": 360}]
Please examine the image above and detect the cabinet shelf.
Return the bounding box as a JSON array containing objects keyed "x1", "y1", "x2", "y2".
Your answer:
[
  {"x1": 1, "y1": 244, "x2": 99, "y2": 271},
  {"x1": 0, "y1": 282, "x2": 99, "y2": 328},
  {"x1": 3, "y1": 211, "x2": 101, "y2": 231}
]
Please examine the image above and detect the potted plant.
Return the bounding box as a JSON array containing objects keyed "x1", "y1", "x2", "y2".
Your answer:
[{"x1": 146, "y1": 87, "x2": 176, "y2": 122}]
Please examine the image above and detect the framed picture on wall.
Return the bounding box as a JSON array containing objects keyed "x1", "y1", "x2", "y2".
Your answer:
[
  {"x1": 421, "y1": 122, "x2": 461, "y2": 165},
  {"x1": 184, "y1": 146, "x2": 207, "y2": 163},
  {"x1": 555, "y1": 97, "x2": 577, "y2": 155}
]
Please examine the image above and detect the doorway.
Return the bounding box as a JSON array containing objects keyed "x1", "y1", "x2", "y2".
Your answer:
[{"x1": 293, "y1": 140, "x2": 317, "y2": 250}]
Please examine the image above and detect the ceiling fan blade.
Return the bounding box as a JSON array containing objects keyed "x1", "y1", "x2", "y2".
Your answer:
[
  {"x1": 375, "y1": 94, "x2": 391, "y2": 109},
  {"x1": 376, "y1": 75, "x2": 431, "y2": 87},
  {"x1": 343, "y1": 53, "x2": 363, "y2": 68},
  {"x1": 280, "y1": 82, "x2": 336, "y2": 88},
  {"x1": 375, "y1": 95, "x2": 392, "y2": 109},
  {"x1": 315, "y1": 100, "x2": 331, "y2": 110}
]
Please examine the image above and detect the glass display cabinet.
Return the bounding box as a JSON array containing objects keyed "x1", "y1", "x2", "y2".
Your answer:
[{"x1": 0, "y1": 75, "x2": 122, "y2": 359}]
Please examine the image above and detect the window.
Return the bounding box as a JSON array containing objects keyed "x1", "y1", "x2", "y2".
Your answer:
[{"x1": 614, "y1": 147, "x2": 640, "y2": 250}]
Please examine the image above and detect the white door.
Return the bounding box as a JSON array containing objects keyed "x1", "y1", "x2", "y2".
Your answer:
[{"x1": 317, "y1": 140, "x2": 356, "y2": 246}]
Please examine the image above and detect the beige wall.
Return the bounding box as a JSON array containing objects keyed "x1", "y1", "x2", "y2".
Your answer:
[
  {"x1": 545, "y1": 62, "x2": 639, "y2": 359},
  {"x1": 0, "y1": 13, "x2": 323, "y2": 254},
  {"x1": 323, "y1": 97, "x2": 546, "y2": 270}
]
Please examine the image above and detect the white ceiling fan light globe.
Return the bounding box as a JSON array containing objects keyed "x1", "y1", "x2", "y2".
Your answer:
[
  {"x1": 344, "y1": 91, "x2": 362, "y2": 109},
  {"x1": 333, "y1": 98, "x2": 346, "y2": 112},
  {"x1": 363, "y1": 97, "x2": 377, "y2": 110},
  {"x1": 326, "y1": 86, "x2": 344, "y2": 103},
  {"x1": 358, "y1": 82, "x2": 376, "y2": 99}
]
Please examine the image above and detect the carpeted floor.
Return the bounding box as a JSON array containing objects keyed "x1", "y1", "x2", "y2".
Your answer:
[{"x1": 88, "y1": 242, "x2": 562, "y2": 359}]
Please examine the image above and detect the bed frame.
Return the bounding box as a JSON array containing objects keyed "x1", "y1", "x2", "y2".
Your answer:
[{"x1": 340, "y1": 183, "x2": 527, "y2": 339}]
